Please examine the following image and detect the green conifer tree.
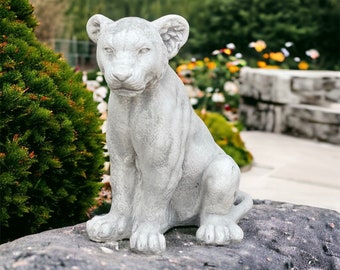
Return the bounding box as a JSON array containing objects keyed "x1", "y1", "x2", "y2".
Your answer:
[{"x1": 0, "y1": 0, "x2": 104, "y2": 242}]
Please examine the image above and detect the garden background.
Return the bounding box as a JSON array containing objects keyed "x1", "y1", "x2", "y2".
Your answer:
[{"x1": 32, "y1": 0, "x2": 339, "y2": 70}]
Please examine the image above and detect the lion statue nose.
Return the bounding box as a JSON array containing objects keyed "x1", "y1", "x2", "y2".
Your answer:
[{"x1": 113, "y1": 71, "x2": 132, "y2": 82}]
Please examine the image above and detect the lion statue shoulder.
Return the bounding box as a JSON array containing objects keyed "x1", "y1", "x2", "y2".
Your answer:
[{"x1": 86, "y1": 14, "x2": 253, "y2": 254}]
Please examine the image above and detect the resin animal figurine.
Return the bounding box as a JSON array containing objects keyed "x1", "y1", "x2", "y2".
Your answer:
[{"x1": 86, "y1": 14, "x2": 253, "y2": 254}]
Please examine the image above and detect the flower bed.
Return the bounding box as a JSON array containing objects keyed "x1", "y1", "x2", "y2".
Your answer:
[{"x1": 174, "y1": 40, "x2": 320, "y2": 121}]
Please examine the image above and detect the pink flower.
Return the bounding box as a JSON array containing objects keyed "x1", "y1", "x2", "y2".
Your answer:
[{"x1": 306, "y1": 49, "x2": 320, "y2": 59}]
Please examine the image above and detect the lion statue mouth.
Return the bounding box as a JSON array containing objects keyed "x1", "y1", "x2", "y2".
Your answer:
[
  {"x1": 107, "y1": 80, "x2": 146, "y2": 96},
  {"x1": 108, "y1": 77, "x2": 158, "y2": 97},
  {"x1": 113, "y1": 87, "x2": 145, "y2": 97}
]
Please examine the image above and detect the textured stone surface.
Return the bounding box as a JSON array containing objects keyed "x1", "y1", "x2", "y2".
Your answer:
[
  {"x1": 239, "y1": 68, "x2": 340, "y2": 144},
  {"x1": 240, "y1": 68, "x2": 340, "y2": 105},
  {"x1": 239, "y1": 68, "x2": 292, "y2": 103},
  {"x1": 239, "y1": 100, "x2": 286, "y2": 133},
  {"x1": 286, "y1": 104, "x2": 340, "y2": 144},
  {"x1": 1, "y1": 200, "x2": 339, "y2": 270},
  {"x1": 326, "y1": 89, "x2": 340, "y2": 103}
]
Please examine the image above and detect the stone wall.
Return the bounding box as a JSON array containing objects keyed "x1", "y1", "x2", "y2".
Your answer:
[{"x1": 239, "y1": 68, "x2": 340, "y2": 144}]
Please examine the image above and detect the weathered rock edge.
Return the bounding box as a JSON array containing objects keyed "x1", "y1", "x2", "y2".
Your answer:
[{"x1": 1, "y1": 200, "x2": 339, "y2": 270}]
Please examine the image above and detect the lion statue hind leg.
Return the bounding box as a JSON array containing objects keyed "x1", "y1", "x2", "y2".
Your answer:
[{"x1": 197, "y1": 155, "x2": 253, "y2": 245}]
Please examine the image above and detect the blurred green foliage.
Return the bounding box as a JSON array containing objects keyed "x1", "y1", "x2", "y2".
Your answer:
[
  {"x1": 63, "y1": 0, "x2": 339, "y2": 70},
  {"x1": 195, "y1": 110, "x2": 253, "y2": 168},
  {"x1": 188, "y1": 0, "x2": 339, "y2": 70}
]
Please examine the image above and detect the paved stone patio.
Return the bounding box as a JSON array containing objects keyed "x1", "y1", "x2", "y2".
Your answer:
[{"x1": 240, "y1": 131, "x2": 340, "y2": 213}]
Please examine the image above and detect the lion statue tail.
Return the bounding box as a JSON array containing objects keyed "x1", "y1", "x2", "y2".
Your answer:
[{"x1": 230, "y1": 191, "x2": 253, "y2": 223}]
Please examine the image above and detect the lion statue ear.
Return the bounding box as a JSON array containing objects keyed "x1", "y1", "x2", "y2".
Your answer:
[
  {"x1": 86, "y1": 14, "x2": 115, "y2": 43},
  {"x1": 152, "y1": 15, "x2": 189, "y2": 59}
]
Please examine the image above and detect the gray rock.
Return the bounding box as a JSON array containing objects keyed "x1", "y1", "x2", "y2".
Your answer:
[
  {"x1": 1, "y1": 200, "x2": 339, "y2": 270},
  {"x1": 326, "y1": 89, "x2": 340, "y2": 103}
]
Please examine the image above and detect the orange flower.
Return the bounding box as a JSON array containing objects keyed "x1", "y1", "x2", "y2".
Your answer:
[
  {"x1": 257, "y1": 61, "x2": 267, "y2": 68},
  {"x1": 269, "y1": 52, "x2": 285, "y2": 62},
  {"x1": 187, "y1": 62, "x2": 196, "y2": 70},
  {"x1": 263, "y1": 53, "x2": 269, "y2": 59},
  {"x1": 176, "y1": 64, "x2": 187, "y2": 73},
  {"x1": 207, "y1": 61, "x2": 216, "y2": 70},
  {"x1": 264, "y1": 65, "x2": 280, "y2": 69},
  {"x1": 298, "y1": 61, "x2": 309, "y2": 70},
  {"x1": 228, "y1": 65, "x2": 240, "y2": 73},
  {"x1": 223, "y1": 48, "x2": 232, "y2": 55},
  {"x1": 203, "y1": 57, "x2": 210, "y2": 63}
]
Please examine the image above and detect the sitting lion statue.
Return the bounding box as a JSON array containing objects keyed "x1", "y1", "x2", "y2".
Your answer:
[{"x1": 86, "y1": 14, "x2": 253, "y2": 254}]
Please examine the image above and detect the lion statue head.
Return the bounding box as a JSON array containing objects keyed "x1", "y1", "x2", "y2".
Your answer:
[{"x1": 86, "y1": 14, "x2": 189, "y2": 97}]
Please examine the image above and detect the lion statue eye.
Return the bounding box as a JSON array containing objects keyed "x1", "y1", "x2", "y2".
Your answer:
[
  {"x1": 138, "y1": 48, "x2": 150, "y2": 54},
  {"x1": 104, "y1": 47, "x2": 114, "y2": 54}
]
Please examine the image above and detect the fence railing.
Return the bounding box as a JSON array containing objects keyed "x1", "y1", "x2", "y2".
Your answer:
[{"x1": 53, "y1": 38, "x2": 97, "y2": 69}]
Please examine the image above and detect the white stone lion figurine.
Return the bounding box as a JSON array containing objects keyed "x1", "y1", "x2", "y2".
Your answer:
[{"x1": 86, "y1": 14, "x2": 253, "y2": 254}]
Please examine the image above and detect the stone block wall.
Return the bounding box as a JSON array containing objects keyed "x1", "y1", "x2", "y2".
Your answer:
[{"x1": 239, "y1": 68, "x2": 340, "y2": 144}]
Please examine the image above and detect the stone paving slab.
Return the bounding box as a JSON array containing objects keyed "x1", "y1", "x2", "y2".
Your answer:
[
  {"x1": 272, "y1": 158, "x2": 340, "y2": 188},
  {"x1": 239, "y1": 131, "x2": 340, "y2": 213}
]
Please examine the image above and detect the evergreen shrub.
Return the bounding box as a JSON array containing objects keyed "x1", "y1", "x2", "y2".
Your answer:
[{"x1": 0, "y1": 0, "x2": 104, "y2": 242}]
